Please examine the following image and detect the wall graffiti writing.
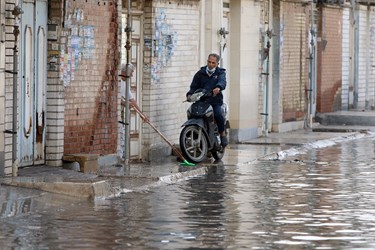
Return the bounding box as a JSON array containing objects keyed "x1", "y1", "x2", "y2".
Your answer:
[
  {"x1": 59, "y1": 7, "x2": 95, "y2": 86},
  {"x1": 150, "y1": 8, "x2": 177, "y2": 84}
]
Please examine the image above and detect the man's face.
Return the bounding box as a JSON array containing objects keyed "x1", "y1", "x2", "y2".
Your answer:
[{"x1": 207, "y1": 56, "x2": 218, "y2": 70}]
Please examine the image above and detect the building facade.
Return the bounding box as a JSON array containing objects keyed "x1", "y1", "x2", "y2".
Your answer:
[{"x1": 1, "y1": 0, "x2": 375, "y2": 176}]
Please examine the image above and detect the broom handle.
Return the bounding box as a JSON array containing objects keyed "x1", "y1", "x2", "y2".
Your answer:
[{"x1": 129, "y1": 101, "x2": 187, "y2": 161}]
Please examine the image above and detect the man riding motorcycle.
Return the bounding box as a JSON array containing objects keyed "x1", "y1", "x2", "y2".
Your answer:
[{"x1": 186, "y1": 53, "x2": 228, "y2": 147}]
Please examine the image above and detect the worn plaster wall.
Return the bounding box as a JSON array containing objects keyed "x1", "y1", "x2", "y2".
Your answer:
[{"x1": 142, "y1": 0, "x2": 200, "y2": 160}]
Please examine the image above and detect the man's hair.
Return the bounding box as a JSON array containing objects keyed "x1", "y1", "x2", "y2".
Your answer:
[{"x1": 208, "y1": 53, "x2": 221, "y2": 63}]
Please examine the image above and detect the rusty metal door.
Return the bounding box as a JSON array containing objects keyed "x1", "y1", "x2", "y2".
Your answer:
[{"x1": 19, "y1": 0, "x2": 47, "y2": 166}]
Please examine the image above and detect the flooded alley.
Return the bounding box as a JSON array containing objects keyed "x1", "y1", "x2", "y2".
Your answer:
[{"x1": 2, "y1": 135, "x2": 375, "y2": 249}]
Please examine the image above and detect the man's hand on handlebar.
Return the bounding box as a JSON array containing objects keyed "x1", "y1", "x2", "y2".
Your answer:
[{"x1": 213, "y1": 87, "x2": 220, "y2": 96}]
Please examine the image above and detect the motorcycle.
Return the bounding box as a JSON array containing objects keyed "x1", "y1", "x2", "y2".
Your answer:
[{"x1": 179, "y1": 89, "x2": 228, "y2": 163}]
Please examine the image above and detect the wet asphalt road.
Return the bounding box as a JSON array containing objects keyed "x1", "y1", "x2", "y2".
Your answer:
[{"x1": 2, "y1": 136, "x2": 375, "y2": 249}]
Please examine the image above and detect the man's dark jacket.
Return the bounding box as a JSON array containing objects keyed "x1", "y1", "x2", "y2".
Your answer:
[{"x1": 187, "y1": 66, "x2": 227, "y2": 105}]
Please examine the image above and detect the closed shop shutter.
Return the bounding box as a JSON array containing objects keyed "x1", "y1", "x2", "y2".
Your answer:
[{"x1": 280, "y1": 1, "x2": 308, "y2": 122}]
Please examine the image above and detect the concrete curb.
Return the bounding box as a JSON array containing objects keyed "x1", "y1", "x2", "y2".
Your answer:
[
  {"x1": 157, "y1": 167, "x2": 208, "y2": 184},
  {"x1": 259, "y1": 131, "x2": 374, "y2": 161},
  {"x1": 109, "y1": 166, "x2": 209, "y2": 195},
  {"x1": 0, "y1": 179, "x2": 111, "y2": 199},
  {"x1": 0, "y1": 166, "x2": 209, "y2": 200}
]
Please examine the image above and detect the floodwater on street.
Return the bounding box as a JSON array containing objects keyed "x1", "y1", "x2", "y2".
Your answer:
[{"x1": 2, "y1": 136, "x2": 375, "y2": 249}]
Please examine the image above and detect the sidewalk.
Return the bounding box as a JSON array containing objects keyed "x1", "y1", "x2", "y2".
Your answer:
[{"x1": 1, "y1": 121, "x2": 375, "y2": 200}]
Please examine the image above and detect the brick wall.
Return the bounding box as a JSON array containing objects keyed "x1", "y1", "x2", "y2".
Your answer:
[
  {"x1": 280, "y1": 2, "x2": 309, "y2": 122},
  {"x1": 53, "y1": 0, "x2": 120, "y2": 155},
  {"x1": 142, "y1": 0, "x2": 200, "y2": 158},
  {"x1": 317, "y1": 6, "x2": 342, "y2": 113}
]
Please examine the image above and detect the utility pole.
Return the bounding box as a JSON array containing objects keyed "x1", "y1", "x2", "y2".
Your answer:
[
  {"x1": 260, "y1": 0, "x2": 273, "y2": 136},
  {"x1": 123, "y1": 0, "x2": 132, "y2": 167},
  {"x1": 350, "y1": 0, "x2": 359, "y2": 109},
  {"x1": 307, "y1": 1, "x2": 316, "y2": 129}
]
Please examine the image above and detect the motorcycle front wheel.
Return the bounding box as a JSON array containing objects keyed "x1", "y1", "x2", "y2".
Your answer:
[{"x1": 179, "y1": 125, "x2": 208, "y2": 163}]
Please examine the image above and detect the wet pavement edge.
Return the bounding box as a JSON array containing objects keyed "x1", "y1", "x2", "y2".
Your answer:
[{"x1": 2, "y1": 118, "x2": 375, "y2": 200}]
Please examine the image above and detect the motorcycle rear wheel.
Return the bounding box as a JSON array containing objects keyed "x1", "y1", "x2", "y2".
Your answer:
[{"x1": 179, "y1": 125, "x2": 208, "y2": 163}]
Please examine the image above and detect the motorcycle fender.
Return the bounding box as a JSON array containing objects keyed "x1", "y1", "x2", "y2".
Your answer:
[
  {"x1": 181, "y1": 118, "x2": 205, "y2": 129},
  {"x1": 181, "y1": 119, "x2": 214, "y2": 148}
]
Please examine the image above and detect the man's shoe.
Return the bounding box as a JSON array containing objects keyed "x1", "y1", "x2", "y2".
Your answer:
[{"x1": 220, "y1": 135, "x2": 228, "y2": 147}]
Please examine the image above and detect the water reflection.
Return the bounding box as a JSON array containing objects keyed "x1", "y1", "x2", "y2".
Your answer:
[
  {"x1": 1, "y1": 195, "x2": 32, "y2": 219},
  {"x1": 181, "y1": 165, "x2": 238, "y2": 248},
  {"x1": 249, "y1": 138, "x2": 375, "y2": 249},
  {"x1": 2, "y1": 138, "x2": 375, "y2": 248}
]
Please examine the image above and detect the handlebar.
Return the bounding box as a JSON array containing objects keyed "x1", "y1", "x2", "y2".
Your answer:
[{"x1": 186, "y1": 89, "x2": 214, "y2": 102}]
